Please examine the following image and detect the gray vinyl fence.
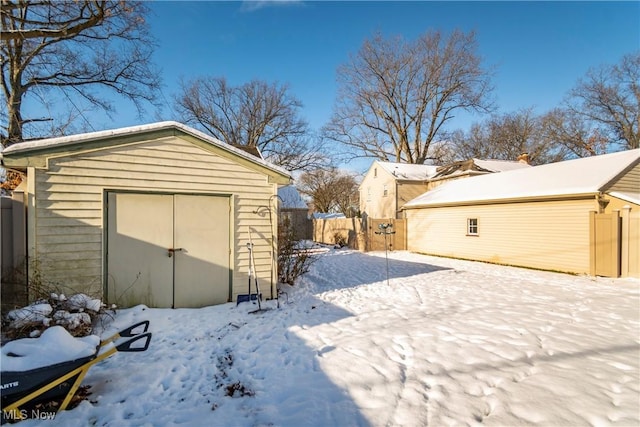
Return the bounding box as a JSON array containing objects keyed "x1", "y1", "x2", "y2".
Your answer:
[{"x1": 1, "y1": 190, "x2": 28, "y2": 312}]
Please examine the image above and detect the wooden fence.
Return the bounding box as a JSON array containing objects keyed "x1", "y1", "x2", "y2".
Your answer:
[{"x1": 312, "y1": 217, "x2": 406, "y2": 252}]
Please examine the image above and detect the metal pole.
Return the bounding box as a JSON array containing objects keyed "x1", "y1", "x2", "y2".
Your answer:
[{"x1": 375, "y1": 223, "x2": 395, "y2": 286}]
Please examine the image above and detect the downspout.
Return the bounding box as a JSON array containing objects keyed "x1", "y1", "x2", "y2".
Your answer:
[{"x1": 596, "y1": 192, "x2": 610, "y2": 213}]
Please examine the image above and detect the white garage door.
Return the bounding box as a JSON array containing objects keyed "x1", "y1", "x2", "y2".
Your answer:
[{"x1": 106, "y1": 192, "x2": 231, "y2": 308}]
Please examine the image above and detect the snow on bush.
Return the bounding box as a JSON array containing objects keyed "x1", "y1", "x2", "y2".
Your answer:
[
  {"x1": 2, "y1": 293, "x2": 108, "y2": 341},
  {"x1": 67, "y1": 293, "x2": 103, "y2": 312},
  {"x1": 6, "y1": 303, "x2": 53, "y2": 328},
  {"x1": 53, "y1": 310, "x2": 92, "y2": 330}
]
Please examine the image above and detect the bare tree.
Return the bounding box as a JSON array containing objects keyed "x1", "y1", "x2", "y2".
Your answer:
[
  {"x1": 449, "y1": 109, "x2": 567, "y2": 165},
  {"x1": 175, "y1": 76, "x2": 329, "y2": 172},
  {"x1": 565, "y1": 52, "x2": 639, "y2": 150},
  {"x1": 539, "y1": 108, "x2": 609, "y2": 157},
  {"x1": 323, "y1": 29, "x2": 494, "y2": 164},
  {"x1": 1, "y1": 0, "x2": 161, "y2": 146},
  {"x1": 297, "y1": 168, "x2": 359, "y2": 216}
]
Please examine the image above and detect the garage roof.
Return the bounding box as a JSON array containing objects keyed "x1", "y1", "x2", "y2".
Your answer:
[
  {"x1": 1, "y1": 121, "x2": 292, "y2": 183},
  {"x1": 404, "y1": 149, "x2": 640, "y2": 208}
]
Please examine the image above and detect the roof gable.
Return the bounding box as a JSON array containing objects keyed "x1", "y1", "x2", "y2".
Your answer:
[
  {"x1": 1, "y1": 121, "x2": 291, "y2": 184},
  {"x1": 405, "y1": 149, "x2": 640, "y2": 208}
]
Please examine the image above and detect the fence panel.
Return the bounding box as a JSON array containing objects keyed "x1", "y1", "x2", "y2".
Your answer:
[{"x1": 367, "y1": 218, "x2": 406, "y2": 251}]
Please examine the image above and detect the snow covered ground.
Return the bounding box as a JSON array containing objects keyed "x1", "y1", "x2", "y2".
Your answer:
[{"x1": 11, "y1": 248, "x2": 640, "y2": 426}]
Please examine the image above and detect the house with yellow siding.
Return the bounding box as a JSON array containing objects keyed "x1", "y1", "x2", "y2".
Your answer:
[
  {"x1": 1, "y1": 122, "x2": 292, "y2": 308},
  {"x1": 403, "y1": 149, "x2": 640, "y2": 278},
  {"x1": 360, "y1": 159, "x2": 530, "y2": 220},
  {"x1": 359, "y1": 161, "x2": 439, "y2": 220}
]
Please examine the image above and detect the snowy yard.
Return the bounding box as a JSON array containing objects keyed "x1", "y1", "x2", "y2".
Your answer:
[{"x1": 15, "y1": 248, "x2": 640, "y2": 426}]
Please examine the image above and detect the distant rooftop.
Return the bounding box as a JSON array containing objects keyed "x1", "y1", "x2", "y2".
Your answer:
[
  {"x1": 405, "y1": 149, "x2": 640, "y2": 208},
  {"x1": 376, "y1": 161, "x2": 439, "y2": 181},
  {"x1": 278, "y1": 185, "x2": 308, "y2": 209}
]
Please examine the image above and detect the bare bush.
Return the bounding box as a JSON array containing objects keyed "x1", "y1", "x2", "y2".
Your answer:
[{"x1": 277, "y1": 217, "x2": 317, "y2": 285}]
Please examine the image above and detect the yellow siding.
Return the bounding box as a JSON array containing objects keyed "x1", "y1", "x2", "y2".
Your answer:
[
  {"x1": 626, "y1": 210, "x2": 640, "y2": 278},
  {"x1": 397, "y1": 182, "x2": 428, "y2": 213},
  {"x1": 30, "y1": 136, "x2": 277, "y2": 300},
  {"x1": 406, "y1": 198, "x2": 597, "y2": 274},
  {"x1": 360, "y1": 167, "x2": 398, "y2": 219},
  {"x1": 608, "y1": 163, "x2": 640, "y2": 193}
]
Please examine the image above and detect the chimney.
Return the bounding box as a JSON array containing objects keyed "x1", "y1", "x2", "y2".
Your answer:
[{"x1": 517, "y1": 153, "x2": 530, "y2": 164}]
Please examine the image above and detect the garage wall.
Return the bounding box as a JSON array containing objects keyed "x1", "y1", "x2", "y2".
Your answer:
[
  {"x1": 29, "y1": 136, "x2": 276, "y2": 300},
  {"x1": 406, "y1": 198, "x2": 597, "y2": 274}
]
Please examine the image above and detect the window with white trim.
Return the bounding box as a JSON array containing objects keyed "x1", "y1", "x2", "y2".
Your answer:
[
  {"x1": 383, "y1": 184, "x2": 388, "y2": 197},
  {"x1": 467, "y1": 218, "x2": 478, "y2": 235}
]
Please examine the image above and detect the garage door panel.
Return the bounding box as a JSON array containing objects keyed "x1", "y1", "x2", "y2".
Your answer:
[
  {"x1": 174, "y1": 195, "x2": 231, "y2": 307},
  {"x1": 107, "y1": 193, "x2": 174, "y2": 308}
]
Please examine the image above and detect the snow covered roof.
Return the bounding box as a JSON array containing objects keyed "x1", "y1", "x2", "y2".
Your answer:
[
  {"x1": 1, "y1": 121, "x2": 291, "y2": 180},
  {"x1": 609, "y1": 191, "x2": 640, "y2": 206},
  {"x1": 278, "y1": 185, "x2": 308, "y2": 209},
  {"x1": 376, "y1": 161, "x2": 439, "y2": 181},
  {"x1": 473, "y1": 158, "x2": 531, "y2": 172},
  {"x1": 312, "y1": 212, "x2": 346, "y2": 219},
  {"x1": 404, "y1": 149, "x2": 640, "y2": 208}
]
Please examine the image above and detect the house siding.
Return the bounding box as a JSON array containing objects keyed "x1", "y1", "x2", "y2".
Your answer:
[
  {"x1": 608, "y1": 162, "x2": 640, "y2": 193},
  {"x1": 406, "y1": 198, "x2": 597, "y2": 274},
  {"x1": 396, "y1": 182, "x2": 429, "y2": 216},
  {"x1": 29, "y1": 136, "x2": 276, "y2": 300},
  {"x1": 360, "y1": 166, "x2": 398, "y2": 219}
]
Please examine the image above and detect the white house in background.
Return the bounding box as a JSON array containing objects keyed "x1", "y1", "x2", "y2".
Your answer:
[
  {"x1": 1, "y1": 121, "x2": 292, "y2": 308},
  {"x1": 403, "y1": 149, "x2": 640, "y2": 278},
  {"x1": 360, "y1": 161, "x2": 439, "y2": 219}
]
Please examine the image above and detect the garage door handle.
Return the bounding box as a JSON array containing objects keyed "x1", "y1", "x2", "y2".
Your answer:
[{"x1": 168, "y1": 248, "x2": 184, "y2": 257}]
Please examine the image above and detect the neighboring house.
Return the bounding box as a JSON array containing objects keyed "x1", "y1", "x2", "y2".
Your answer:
[
  {"x1": 403, "y1": 149, "x2": 640, "y2": 278},
  {"x1": 360, "y1": 158, "x2": 530, "y2": 219},
  {"x1": 1, "y1": 121, "x2": 292, "y2": 308},
  {"x1": 360, "y1": 161, "x2": 439, "y2": 219},
  {"x1": 278, "y1": 185, "x2": 312, "y2": 240}
]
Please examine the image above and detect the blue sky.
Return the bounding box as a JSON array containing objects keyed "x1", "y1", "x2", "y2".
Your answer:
[{"x1": 86, "y1": 1, "x2": 638, "y2": 169}]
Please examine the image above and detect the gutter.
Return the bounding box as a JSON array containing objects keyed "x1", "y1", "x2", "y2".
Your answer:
[{"x1": 402, "y1": 192, "x2": 599, "y2": 210}]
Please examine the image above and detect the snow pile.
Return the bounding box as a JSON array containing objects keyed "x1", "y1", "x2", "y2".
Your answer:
[
  {"x1": 14, "y1": 249, "x2": 640, "y2": 426},
  {"x1": 3, "y1": 293, "x2": 105, "y2": 339},
  {"x1": 1, "y1": 326, "x2": 100, "y2": 372}
]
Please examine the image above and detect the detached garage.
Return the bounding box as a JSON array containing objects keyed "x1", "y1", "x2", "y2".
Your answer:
[
  {"x1": 403, "y1": 149, "x2": 640, "y2": 278},
  {"x1": 2, "y1": 122, "x2": 291, "y2": 308}
]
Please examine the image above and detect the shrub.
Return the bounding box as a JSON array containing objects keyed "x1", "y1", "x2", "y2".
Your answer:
[
  {"x1": 277, "y1": 217, "x2": 316, "y2": 286},
  {"x1": 1, "y1": 267, "x2": 110, "y2": 341},
  {"x1": 333, "y1": 232, "x2": 347, "y2": 247}
]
